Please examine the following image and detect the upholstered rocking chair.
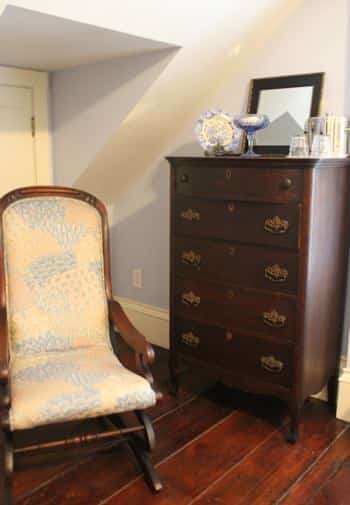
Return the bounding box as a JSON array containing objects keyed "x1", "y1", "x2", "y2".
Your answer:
[{"x1": 0, "y1": 186, "x2": 163, "y2": 504}]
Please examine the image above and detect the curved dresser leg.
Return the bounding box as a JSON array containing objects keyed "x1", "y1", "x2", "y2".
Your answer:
[{"x1": 287, "y1": 406, "x2": 301, "y2": 444}]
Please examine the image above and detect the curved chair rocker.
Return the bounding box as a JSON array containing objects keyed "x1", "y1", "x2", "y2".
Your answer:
[{"x1": 0, "y1": 186, "x2": 162, "y2": 504}]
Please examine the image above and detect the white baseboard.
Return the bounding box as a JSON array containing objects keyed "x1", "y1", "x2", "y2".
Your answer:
[
  {"x1": 337, "y1": 366, "x2": 350, "y2": 422},
  {"x1": 311, "y1": 356, "x2": 347, "y2": 404},
  {"x1": 117, "y1": 297, "x2": 169, "y2": 349},
  {"x1": 117, "y1": 297, "x2": 349, "y2": 416}
]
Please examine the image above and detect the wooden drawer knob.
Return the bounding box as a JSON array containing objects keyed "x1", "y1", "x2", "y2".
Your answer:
[
  {"x1": 280, "y1": 178, "x2": 293, "y2": 190},
  {"x1": 226, "y1": 331, "x2": 233, "y2": 341},
  {"x1": 180, "y1": 173, "x2": 189, "y2": 183}
]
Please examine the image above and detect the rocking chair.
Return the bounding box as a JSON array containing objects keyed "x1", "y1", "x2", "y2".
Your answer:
[{"x1": 0, "y1": 186, "x2": 163, "y2": 504}]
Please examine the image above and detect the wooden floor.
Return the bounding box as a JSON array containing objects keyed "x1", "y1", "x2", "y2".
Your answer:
[{"x1": 10, "y1": 346, "x2": 350, "y2": 505}]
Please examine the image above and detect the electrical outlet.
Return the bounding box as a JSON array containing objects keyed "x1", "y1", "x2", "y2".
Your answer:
[{"x1": 132, "y1": 268, "x2": 143, "y2": 289}]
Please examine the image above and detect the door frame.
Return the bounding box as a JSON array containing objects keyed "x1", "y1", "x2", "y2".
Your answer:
[{"x1": 0, "y1": 65, "x2": 52, "y2": 185}]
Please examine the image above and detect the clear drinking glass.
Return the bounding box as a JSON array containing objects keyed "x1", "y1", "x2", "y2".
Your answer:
[
  {"x1": 289, "y1": 136, "x2": 309, "y2": 157},
  {"x1": 311, "y1": 134, "x2": 331, "y2": 157}
]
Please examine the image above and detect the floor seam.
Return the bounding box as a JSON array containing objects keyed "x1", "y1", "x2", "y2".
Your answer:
[
  {"x1": 275, "y1": 423, "x2": 350, "y2": 504},
  {"x1": 15, "y1": 458, "x2": 91, "y2": 502},
  {"x1": 188, "y1": 418, "x2": 289, "y2": 505},
  {"x1": 98, "y1": 409, "x2": 238, "y2": 505}
]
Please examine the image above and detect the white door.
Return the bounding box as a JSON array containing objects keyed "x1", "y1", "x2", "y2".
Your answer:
[{"x1": 0, "y1": 84, "x2": 36, "y2": 196}]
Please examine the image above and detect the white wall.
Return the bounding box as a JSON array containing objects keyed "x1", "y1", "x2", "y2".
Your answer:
[
  {"x1": 52, "y1": 0, "x2": 286, "y2": 307},
  {"x1": 52, "y1": 49, "x2": 176, "y2": 186},
  {"x1": 50, "y1": 0, "x2": 350, "y2": 358}
]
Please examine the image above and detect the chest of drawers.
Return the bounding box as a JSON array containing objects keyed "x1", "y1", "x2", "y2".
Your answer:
[{"x1": 167, "y1": 156, "x2": 350, "y2": 442}]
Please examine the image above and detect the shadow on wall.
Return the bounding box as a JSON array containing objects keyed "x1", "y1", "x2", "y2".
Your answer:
[
  {"x1": 52, "y1": 48, "x2": 178, "y2": 186},
  {"x1": 110, "y1": 141, "x2": 201, "y2": 309}
]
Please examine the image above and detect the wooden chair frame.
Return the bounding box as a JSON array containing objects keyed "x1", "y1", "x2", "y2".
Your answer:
[{"x1": 0, "y1": 186, "x2": 163, "y2": 504}]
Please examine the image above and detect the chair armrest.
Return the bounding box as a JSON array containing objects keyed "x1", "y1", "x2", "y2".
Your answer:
[
  {"x1": 108, "y1": 299, "x2": 155, "y2": 364},
  {"x1": 108, "y1": 300, "x2": 161, "y2": 395},
  {"x1": 0, "y1": 307, "x2": 9, "y2": 385}
]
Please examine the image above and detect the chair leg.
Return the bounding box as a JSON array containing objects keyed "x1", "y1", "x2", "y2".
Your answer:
[
  {"x1": 128, "y1": 436, "x2": 163, "y2": 493},
  {"x1": 111, "y1": 414, "x2": 163, "y2": 493},
  {"x1": 135, "y1": 410, "x2": 156, "y2": 452},
  {"x1": 1, "y1": 429, "x2": 13, "y2": 505}
]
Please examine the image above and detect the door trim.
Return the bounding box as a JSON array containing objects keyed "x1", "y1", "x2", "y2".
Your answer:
[{"x1": 0, "y1": 65, "x2": 52, "y2": 185}]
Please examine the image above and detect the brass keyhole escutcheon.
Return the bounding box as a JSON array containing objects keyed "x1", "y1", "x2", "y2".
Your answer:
[
  {"x1": 228, "y1": 247, "x2": 236, "y2": 256},
  {"x1": 227, "y1": 202, "x2": 235, "y2": 213},
  {"x1": 227, "y1": 289, "x2": 235, "y2": 299},
  {"x1": 226, "y1": 330, "x2": 233, "y2": 341},
  {"x1": 225, "y1": 169, "x2": 232, "y2": 180}
]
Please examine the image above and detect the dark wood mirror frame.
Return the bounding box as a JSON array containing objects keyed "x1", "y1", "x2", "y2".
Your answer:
[{"x1": 247, "y1": 72, "x2": 324, "y2": 156}]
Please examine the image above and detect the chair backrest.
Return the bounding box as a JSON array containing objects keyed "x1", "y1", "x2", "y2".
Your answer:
[{"x1": 0, "y1": 187, "x2": 112, "y2": 359}]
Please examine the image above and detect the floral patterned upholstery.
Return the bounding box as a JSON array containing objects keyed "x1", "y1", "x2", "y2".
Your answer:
[
  {"x1": 10, "y1": 347, "x2": 156, "y2": 430},
  {"x1": 2, "y1": 196, "x2": 156, "y2": 431}
]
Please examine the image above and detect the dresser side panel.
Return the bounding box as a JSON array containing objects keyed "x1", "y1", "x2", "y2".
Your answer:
[{"x1": 302, "y1": 162, "x2": 350, "y2": 399}]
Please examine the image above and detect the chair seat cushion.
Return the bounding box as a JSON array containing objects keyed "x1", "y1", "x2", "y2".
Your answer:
[{"x1": 9, "y1": 346, "x2": 157, "y2": 431}]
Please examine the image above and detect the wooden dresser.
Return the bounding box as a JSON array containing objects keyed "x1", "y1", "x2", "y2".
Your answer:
[{"x1": 167, "y1": 156, "x2": 350, "y2": 442}]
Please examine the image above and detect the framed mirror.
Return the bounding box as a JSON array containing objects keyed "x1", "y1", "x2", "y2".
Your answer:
[{"x1": 247, "y1": 73, "x2": 324, "y2": 155}]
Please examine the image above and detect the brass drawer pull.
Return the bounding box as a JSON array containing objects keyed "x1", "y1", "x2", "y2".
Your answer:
[
  {"x1": 264, "y1": 216, "x2": 289, "y2": 234},
  {"x1": 227, "y1": 289, "x2": 235, "y2": 299},
  {"x1": 181, "y1": 291, "x2": 201, "y2": 307},
  {"x1": 227, "y1": 202, "x2": 235, "y2": 213},
  {"x1": 228, "y1": 246, "x2": 236, "y2": 256},
  {"x1": 263, "y1": 309, "x2": 287, "y2": 328},
  {"x1": 180, "y1": 208, "x2": 200, "y2": 221},
  {"x1": 225, "y1": 169, "x2": 232, "y2": 180},
  {"x1": 260, "y1": 355, "x2": 284, "y2": 374},
  {"x1": 181, "y1": 250, "x2": 201, "y2": 267},
  {"x1": 181, "y1": 331, "x2": 200, "y2": 348},
  {"x1": 265, "y1": 264, "x2": 288, "y2": 283}
]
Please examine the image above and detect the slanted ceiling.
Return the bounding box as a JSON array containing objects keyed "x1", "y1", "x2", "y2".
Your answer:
[{"x1": 0, "y1": 5, "x2": 173, "y2": 71}]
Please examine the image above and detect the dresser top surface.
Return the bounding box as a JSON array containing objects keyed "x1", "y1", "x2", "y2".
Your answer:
[{"x1": 166, "y1": 156, "x2": 350, "y2": 168}]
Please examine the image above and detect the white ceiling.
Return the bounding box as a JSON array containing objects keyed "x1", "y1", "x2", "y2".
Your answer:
[{"x1": 0, "y1": 5, "x2": 173, "y2": 71}]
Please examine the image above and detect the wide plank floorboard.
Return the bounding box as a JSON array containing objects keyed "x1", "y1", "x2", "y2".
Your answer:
[
  {"x1": 5, "y1": 346, "x2": 349, "y2": 505},
  {"x1": 280, "y1": 427, "x2": 350, "y2": 504},
  {"x1": 190, "y1": 401, "x2": 346, "y2": 505},
  {"x1": 16, "y1": 389, "x2": 232, "y2": 504}
]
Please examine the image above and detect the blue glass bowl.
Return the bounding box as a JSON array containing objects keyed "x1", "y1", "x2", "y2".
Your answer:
[{"x1": 234, "y1": 114, "x2": 270, "y2": 157}]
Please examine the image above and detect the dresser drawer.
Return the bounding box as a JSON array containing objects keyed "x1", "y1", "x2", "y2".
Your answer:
[
  {"x1": 174, "y1": 237, "x2": 298, "y2": 294},
  {"x1": 176, "y1": 164, "x2": 303, "y2": 203},
  {"x1": 174, "y1": 278, "x2": 296, "y2": 341},
  {"x1": 174, "y1": 317, "x2": 293, "y2": 387},
  {"x1": 175, "y1": 196, "x2": 300, "y2": 249}
]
